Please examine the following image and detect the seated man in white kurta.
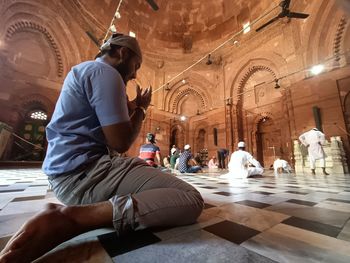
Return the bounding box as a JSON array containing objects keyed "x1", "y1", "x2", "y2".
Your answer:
[{"x1": 222, "y1": 141, "x2": 264, "y2": 179}]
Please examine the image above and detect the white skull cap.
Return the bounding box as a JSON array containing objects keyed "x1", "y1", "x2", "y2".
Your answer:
[{"x1": 238, "y1": 141, "x2": 245, "y2": 148}]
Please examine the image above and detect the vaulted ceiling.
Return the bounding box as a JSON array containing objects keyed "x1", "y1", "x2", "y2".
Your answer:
[{"x1": 78, "y1": 0, "x2": 309, "y2": 58}]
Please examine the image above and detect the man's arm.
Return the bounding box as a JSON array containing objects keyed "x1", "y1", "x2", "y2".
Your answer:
[
  {"x1": 156, "y1": 152, "x2": 162, "y2": 166},
  {"x1": 102, "y1": 86, "x2": 152, "y2": 153}
]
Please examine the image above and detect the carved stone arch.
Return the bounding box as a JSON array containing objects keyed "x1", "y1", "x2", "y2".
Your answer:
[
  {"x1": 234, "y1": 65, "x2": 277, "y2": 103},
  {"x1": 164, "y1": 75, "x2": 212, "y2": 113},
  {"x1": 333, "y1": 17, "x2": 348, "y2": 64},
  {"x1": 16, "y1": 93, "x2": 54, "y2": 120},
  {"x1": 253, "y1": 112, "x2": 275, "y2": 133},
  {"x1": 5, "y1": 20, "x2": 64, "y2": 77},
  {"x1": 230, "y1": 62, "x2": 278, "y2": 142},
  {"x1": 171, "y1": 87, "x2": 207, "y2": 114},
  {"x1": 303, "y1": 1, "x2": 345, "y2": 66}
]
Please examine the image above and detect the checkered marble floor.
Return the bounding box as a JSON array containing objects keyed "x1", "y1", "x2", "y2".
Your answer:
[{"x1": 1, "y1": 168, "x2": 350, "y2": 262}]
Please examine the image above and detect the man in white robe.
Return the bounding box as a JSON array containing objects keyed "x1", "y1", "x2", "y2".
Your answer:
[
  {"x1": 273, "y1": 158, "x2": 293, "y2": 176},
  {"x1": 299, "y1": 128, "x2": 329, "y2": 175},
  {"x1": 222, "y1": 141, "x2": 264, "y2": 179}
]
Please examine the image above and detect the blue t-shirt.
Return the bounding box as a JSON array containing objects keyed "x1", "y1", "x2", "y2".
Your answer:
[
  {"x1": 178, "y1": 150, "x2": 192, "y2": 172},
  {"x1": 42, "y1": 58, "x2": 130, "y2": 176}
]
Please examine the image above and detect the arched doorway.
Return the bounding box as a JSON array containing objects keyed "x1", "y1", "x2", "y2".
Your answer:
[
  {"x1": 195, "y1": 129, "x2": 208, "y2": 165},
  {"x1": 256, "y1": 117, "x2": 282, "y2": 168},
  {"x1": 170, "y1": 125, "x2": 185, "y2": 152},
  {"x1": 14, "y1": 109, "x2": 47, "y2": 161},
  {"x1": 196, "y1": 129, "x2": 206, "y2": 152}
]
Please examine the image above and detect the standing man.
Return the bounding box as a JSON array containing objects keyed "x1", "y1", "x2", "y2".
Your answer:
[
  {"x1": 299, "y1": 128, "x2": 329, "y2": 175},
  {"x1": 178, "y1": 145, "x2": 202, "y2": 173},
  {"x1": 217, "y1": 147, "x2": 229, "y2": 169},
  {"x1": 223, "y1": 141, "x2": 264, "y2": 179},
  {"x1": 139, "y1": 133, "x2": 162, "y2": 167},
  {"x1": 0, "y1": 33, "x2": 204, "y2": 262}
]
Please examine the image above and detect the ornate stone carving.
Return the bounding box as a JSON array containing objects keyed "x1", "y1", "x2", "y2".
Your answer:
[
  {"x1": 333, "y1": 17, "x2": 347, "y2": 64},
  {"x1": 5, "y1": 21, "x2": 64, "y2": 77},
  {"x1": 171, "y1": 88, "x2": 207, "y2": 113}
]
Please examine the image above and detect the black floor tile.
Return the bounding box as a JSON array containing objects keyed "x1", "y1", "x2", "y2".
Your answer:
[
  {"x1": 316, "y1": 190, "x2": 340, "y2": 194},
  {"x1": 12, "y1": 196, "x2": 46, "y2": 202},
  {"x1": 235, "y1": 200, "x2": 271, "y2": 209},
  {"x1": 213, "y1": 191, "x2": 234, "y2": 196},
  {"x1": 282, "y1": 217, "x2": 342, "y2": 238},
  {"x1": 285, "y1": 191, "x2": 309, "y2": 195},
  {"x1": 325, "y1": 198, "x2": 350, "y2": 204},
  {"x1": 0, "y1": 189, "x2": 25, "y2": 193},
  {"x1": 98, "y1": 229, "x2": 161, "y2": 257},
  {"x1": 204, "y1": 220, "x2": 260, "y2": 244},
  {"x1": 200, "y1": 186, "x2": 218, "y2": 189},
  {"x1": 251, "y1": 191, "x2": 273, "y2": 195},
  {"x1": 286, "y1": 199, "x2": 317, "y2": 207}
]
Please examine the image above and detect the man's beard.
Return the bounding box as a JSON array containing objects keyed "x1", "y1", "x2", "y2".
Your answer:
[{"x1": 114, "y1": 63, "x2": 129, "y2": 84}]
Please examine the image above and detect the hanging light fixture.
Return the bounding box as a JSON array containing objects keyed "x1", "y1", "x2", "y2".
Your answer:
[
  {"x1": 274, "y1": 79, "x2": 280, "y2": 89},
  {"x1": 206, "y1": 54, "x2": 213, "y2": 65}
]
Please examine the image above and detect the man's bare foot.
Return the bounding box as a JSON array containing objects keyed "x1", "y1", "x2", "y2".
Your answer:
[{"x1": 0, "y1": 203, "x2": 85, "y2": 263}]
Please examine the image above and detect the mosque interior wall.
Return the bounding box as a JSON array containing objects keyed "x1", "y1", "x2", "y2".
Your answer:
[{"x1": 0, "y1": 0, "x2": 349, "y2": 171}]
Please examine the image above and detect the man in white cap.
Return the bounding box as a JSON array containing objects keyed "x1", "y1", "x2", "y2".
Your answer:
[
  {"x1": 299, "y1": 128, "x2": 329, "y2": 175},
  {"x1": 273, "y1": 157, "x2": 293, "y2": 176},
  {"x1": 0, "y1": 33, "x2": 204, "y2": 262},
  {"x1": 178, "y1": 144, "x2": 202, "y2": 173},
  {"x1": 224, "y1": 141, "x2": 264, "y2": 179}
]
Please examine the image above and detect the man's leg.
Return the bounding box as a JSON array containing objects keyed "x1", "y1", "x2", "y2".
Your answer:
[
  {"x1": 319, "y1": 158, "x2": 329, "y2": 175},
  {"x1": 1, "y1": 155, "x2": 203, "y2": 262},
  {"x1": 247, "y1": 167, "x2": 264, "y2": 177},
  {"x1": 309, "y1": 156, "x2": 316, "y2": 175},
  {"x1": 217, "y1": 151, "x2": 222, "y2": 169},
  {"x1": 186, "y1": 166, "x2": 202, "y2": 173},
  {"x1": 51, "y1": 155, "x2": 203, "y2": 235},
  {"x1": 0, "y1": 202, "x2": 113, "y2": 263}
]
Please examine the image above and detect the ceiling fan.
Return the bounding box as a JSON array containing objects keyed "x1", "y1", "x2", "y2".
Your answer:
[
  {"x1": 256, "y1": 0, "x2": 309, "y2": 32},
  {"x1": 146, "y1": 0, "x2": 159, "y2": 11}
]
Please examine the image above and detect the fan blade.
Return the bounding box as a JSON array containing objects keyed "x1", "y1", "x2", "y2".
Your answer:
[
  {"x1": 146, "y1": 0, "x2": 159, "y2": 11},
  {"x1": 280, "y1": 0, "x2": 291, "y2": 9},
  {"x1": 288, "y1": 12, "x2": 309, "y2": 19},
  {"x1": 86, "y1": 31, "x2": 100, "y2": 47},
  {"x1": 256, "y1": 16, "x2": 279, "y2": 32}
]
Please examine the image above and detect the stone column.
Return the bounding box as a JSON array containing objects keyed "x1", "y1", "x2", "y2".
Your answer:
[
  {"x1": 330, "y1": 136, "x2": 345, "y2": 174},
  {"x1": 336, "y1": 136, "x2": 349, "y2": 173},
  {"x1": 293, "y1": 139, "x2": 304, "y2": 174}
]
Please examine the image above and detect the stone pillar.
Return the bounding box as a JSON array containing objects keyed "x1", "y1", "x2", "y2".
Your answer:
[
  {"x1": 330, "y1": 136, "x2": 345, "y2": 173},
  {"x1": 293, "y1": 139, "x2": 304, "y2": 174},
  {"x1": 336, "y1": 136, "x2": 349, "y2": 173}
]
